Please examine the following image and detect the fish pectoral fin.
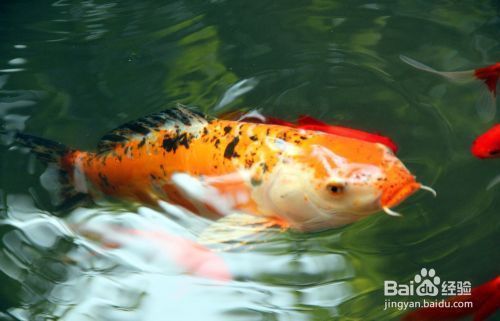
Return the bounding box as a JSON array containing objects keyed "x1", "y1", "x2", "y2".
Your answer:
[
  {"x1": 197, "y1": 213, "x2": 283, "y2": 248},
  {"x1": 475, "y1": 83, "x2": 497, "y2": 122}
]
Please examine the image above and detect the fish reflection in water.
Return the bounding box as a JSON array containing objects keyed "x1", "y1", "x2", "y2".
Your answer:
[{"x1": 0, "y1": 194, "x2": 360, "y2": 321}]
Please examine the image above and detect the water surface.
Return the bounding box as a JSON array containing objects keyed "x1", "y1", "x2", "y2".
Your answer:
[{"x1": 0, "y1": 1, "x2": 499, "y2": 320}]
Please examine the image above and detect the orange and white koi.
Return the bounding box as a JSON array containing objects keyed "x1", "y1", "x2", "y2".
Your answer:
[
  {"x1": 5, "y1": 106, "x2": 434, "y2": 233},
  {"x1": 400, "y1": 55, "x2": 499, "y2": 121}
]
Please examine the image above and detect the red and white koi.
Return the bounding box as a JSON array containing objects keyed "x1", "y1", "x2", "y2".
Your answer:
[{"x1": 400, "y1": 55, "x2": 499, "y2": 122}]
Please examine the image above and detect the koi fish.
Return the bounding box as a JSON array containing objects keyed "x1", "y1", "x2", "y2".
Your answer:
[
  {"x1": 471, "y1": 124, "x2": 500, "y2": 159},
  {"x1": 402, "y1": 276, "x2": 500, "y2": 321},
  {"x1": 400, "y1": 55, "x2": 499, "y2": 121},
  {"x1": 220, "y1": 110, "x2": 399, "y2": 153},
  {"x1": 4, "y1": 106, "x2": 434, "y2": 241}
]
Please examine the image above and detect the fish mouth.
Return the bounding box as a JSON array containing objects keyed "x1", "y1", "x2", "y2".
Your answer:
[
  {"x1": 381, "y1": 183, "x2": 437, "y2": 216},
  {"x1": 381, "y1": 182, "x2": 421, "y2": 210}
]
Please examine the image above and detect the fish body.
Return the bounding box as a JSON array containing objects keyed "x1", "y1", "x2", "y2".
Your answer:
[
  {"x1": 471, "y1": 124, "x2": 500, "y2": 159},
  {"x1": 8, "y1": 107, "x2": 425, "y2": 232}
]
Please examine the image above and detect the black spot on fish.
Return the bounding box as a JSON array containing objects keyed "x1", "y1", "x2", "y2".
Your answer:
[
  {"x1": 138, "y1": 137, "x2": 146, "y2": 148},
  {"x1": 162, "y1": 136, "x2": 178, "y2": 153},
  {"x1": 260, "y1": 162, "x2": 269, "y2": 173},
  {"x1": 178, "y1": 133, "x2": 190, "y2": 149},
  {"x1": 224, "y1": 136, "x2": 240, "y2": 159},
  {"x1": 245, "y1": 158, "x2": 255, "y2": 168},
  {"x1": 250, "y1": 135, "x2": 258, "y2": 141},
  {"x1": 223, "y1": 126, "x2": 232, "y2": 134},
  {"x1": 214, "y1": 138, "x2": 220, "y2": 148},
  {"x1": 161, "y1": 132, "x2": 192, "y2": 153},
  {"x1": 150, "y1": 173, "x2": 157, "y2": 180},
  {"x1": 98, "y1": 172, "x2": 111, "y2": 188},
  {"x1": 250, "y1": 177, "x2": 262, "y2": 186},
  {"x1": 203, "y1": 127, "x2": 209, "y2": 136}
]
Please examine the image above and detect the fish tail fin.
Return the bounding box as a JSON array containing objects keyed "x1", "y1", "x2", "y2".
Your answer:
[
  {"x1": 400, "y1": 55, "x2": 474, "y2": 82},
  {"x1": 10, "y1": 131, "x2": 72, "y2": 163},
  {"x1": 400, "y1": 55, "x2": 497, "y2": 122},
  {"x1": 2, "y1": 130, "x2": 89, "y2": 209}
]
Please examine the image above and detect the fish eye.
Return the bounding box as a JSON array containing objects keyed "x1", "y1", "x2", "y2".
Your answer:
[{"x1": 327, "y1": 183, "x2": 345, "y2": 194}]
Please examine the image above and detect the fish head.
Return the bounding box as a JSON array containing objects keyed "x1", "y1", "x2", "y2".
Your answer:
[{"x1": 261, "y1": 135, "x2": 425, "y2": 231}]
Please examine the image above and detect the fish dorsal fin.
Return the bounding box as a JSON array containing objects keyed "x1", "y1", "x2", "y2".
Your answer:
[
  {"x1": 97, "y1": 105, "x2": 209, "y2": 152},
  {"x1": 297, "y1": 115, "x2": 328, "y2": 126}
]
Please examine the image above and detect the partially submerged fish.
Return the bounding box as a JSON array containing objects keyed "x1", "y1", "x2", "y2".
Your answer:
[
  {"x1": 4, "y1": 106, "x2": 434, "y2": 238},
  {"x1": 471, "y1": 123, "x2": 500, "y2": 159},
  {"x1": 400, "y1": 55, "x2": 499, "y2": 121}
]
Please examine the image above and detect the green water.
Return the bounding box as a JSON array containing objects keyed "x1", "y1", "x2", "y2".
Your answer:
[{"x1": 0, "y1": 1, "x2": 499, "y2": 320}]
